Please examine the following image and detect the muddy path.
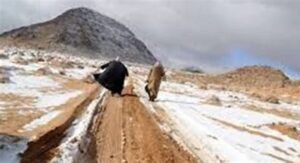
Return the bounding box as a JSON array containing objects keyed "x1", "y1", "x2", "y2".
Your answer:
[{"x1": 93, "y1": 85, "x2": 197, "y2": 163}]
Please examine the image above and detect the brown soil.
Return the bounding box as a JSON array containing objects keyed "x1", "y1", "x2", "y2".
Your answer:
[
  {"x1": 243, "y1": 104, "x2": 300, "y2": 120},
  {"x1": 206, "y1": 95, "x2": 222, "y2": 106},
  {"x1": 168, "y1": 66, "x2": 300, "y2": 102},
  {"x1": 93, "y1": 85, "x2": 197, "y2": 163},
  {"x1": 269, "y1": 123, "x2": 300, "y2": 141}
]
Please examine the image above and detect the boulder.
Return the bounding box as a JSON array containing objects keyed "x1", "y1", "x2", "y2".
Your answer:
[{"x1": 206, "y1": 95, "x2": 222, "y2": 106}]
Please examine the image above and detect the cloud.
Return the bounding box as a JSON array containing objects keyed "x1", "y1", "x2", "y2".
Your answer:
[{"x1": 0, "y1": 0, "x2": 299, "y2": 77}]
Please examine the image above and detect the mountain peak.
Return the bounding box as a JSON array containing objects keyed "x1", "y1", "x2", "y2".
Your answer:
[{"x1": 0, "y1": 7, "x2": 156, "y2": 64}]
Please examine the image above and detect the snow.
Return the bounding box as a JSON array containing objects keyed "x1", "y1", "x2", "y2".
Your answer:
[
  {"x1": 156, "y1": 93, "x2": 300, "y2": 162},
  {"x1": 51, "y1": 90, "x2": 107, "y2": 163},
  {"x1": 0, "y1": 47, "x2": 105, "y2": 162},
  {"x1": 0, "y1": 73, "x2": 59, "y2": 96},
  {"x1": 0, "y1": 135, "x2": 28, "y2": 163},
  {"x1": 0, "y1": 58, "x2": 43, "y2": 72},
  {"x1": 64, "y1": 67, "x2": 96, "y2": 79},
  {"x1": 159, "y1": 92, "x2": 295, "y2": 127},
  {"x1": 22, "y1": 110, "x2": 61, "y2": 132},
  {"x1": 35, "y1": 91, "x2": 82, "y2": 109},
  {"x1": 0, "y1": 72, "x2": 83, "y2": 112},
  {"x1": 1, "y1": 47, "x2": 298, "y2": 162},
  {"x1": 10, "y1": 74, "x2": 59, "y2": 90},
  {"x1": 134, "y1": 77, "x2": 300, "y2": 163},
  {"x1": 160, "y1": 81, "x2": 300, "y2": 116}
]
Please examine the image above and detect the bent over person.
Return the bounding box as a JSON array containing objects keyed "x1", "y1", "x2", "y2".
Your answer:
[
  {"x1": 94, "y1": 57, "x2": 128, "y2": 96},
  {"x1": 145, "y1": 61, "x2": 165, "y2": 101}
]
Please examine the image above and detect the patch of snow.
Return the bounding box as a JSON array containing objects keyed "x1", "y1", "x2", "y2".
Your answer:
[
  {"x1": 64, "y1": 67, "x2": 96, "y2": 80},
  {"x1": 0, "y1": 135, "x2": 28, "y2": 163},
  {"x1": 0, "y1": 69, "x2": 83, "y2": 112},
  {"x1": 10, "y1": 74, "x2": 60, "y2": 89},
  {"x1": 0, "y1": 73, "x2": 60, "y2": 96},
  {"x1": 51, "y1": 90, "x2": 107, "y2": 163},
  {"x1": 21, "y1": 110, "x2": 61, "y2": 131},
  {"x1": 156, "y1": 92, "x2": 300, "y2": 162},
  {"x1": 35, "y1": 91, "x2": 82, "y2": 110},
  {"x1": 158, "y1": 93, "x2": 300, "y2": 162},
  {"x1": 0, "y1": 58, "x2": 43, "y2": 72},
  {"x1": 0, "y1": 102, "x2": 6, "y2": 111},
  {"x1": 161, "y1": 81, "x2": 300, "y2": 115},
  {"x1": 159, "y1": 92, "x2": 294, "y2": 126},
  {"x1": 18, "y1": 110, "x2": 32, "y2": 116}
]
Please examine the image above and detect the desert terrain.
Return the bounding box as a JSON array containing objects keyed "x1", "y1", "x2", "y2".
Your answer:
[{"x1": 0, "y1": 47, "x2": 299, "y2": 163}]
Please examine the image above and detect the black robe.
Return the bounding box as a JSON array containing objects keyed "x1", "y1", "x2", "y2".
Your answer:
[{"x1": 94, "y1": 60, "x2": 129, "y2": 94}]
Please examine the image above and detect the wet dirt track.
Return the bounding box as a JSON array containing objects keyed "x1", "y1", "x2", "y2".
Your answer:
[{"x1": 93, "y1": 85, "x2": 197, "y2": 163}]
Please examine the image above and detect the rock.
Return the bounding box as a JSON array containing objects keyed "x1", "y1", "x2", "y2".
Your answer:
[
  {"x1": 35, "y1": 67, "x2": 52, "y2": 76},
  {"x1": 10, "y1": 55, "x2": 28, "y2": 65},
  {"x1": 0, "y1": 53, "x2": 8, "y2": 59},
  {"x1": 182, "y1": 66, "x2": 204, "y2": 74},
  {"x1": 82, "y1": 75, "x2": 96, "y2": 84},
  {"x1": 64, "y1": 61, "x2": 75, "y2": 69},
  {"x1": 37, "y1": 57, "x2": 45, "y2": 62},
  {"x1": 45, "y1": 56, "x2": 54, "y2": 62},
  {"x1": 76, "y1": 64, "x2": 84, "y2": 69},
  {"x1": 206, "y1": 95, "x2": 222, "y2": 106},
  {"x1": 207, "y1": 84, "x2": 225, "y2": 90},
  {"x1": 198, "y1": 83, "x2": 207, "y2": 90},
  {"x1": 0, "y1": 74, "x2": 10, "y2": 83},
  {"x1": 264, "y1": 96, "x2": 280, "y2": 104},
  {"x1": 58, "y1": 69, "x2": 66, "y2": 75},
  {"x1": 49, "y1": 60, "x2": 74, "y2": 69}
]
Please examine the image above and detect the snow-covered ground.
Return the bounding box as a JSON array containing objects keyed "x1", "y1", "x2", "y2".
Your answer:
[
  {"x1": 134, "y1": 75, "x2": 300, "y2": 163},
  {"x1": 22, "y1": 110, "x2": 62, "y2": 132},
  {"x1": 0, "y1": 54, "x2": 86, "y2": 134},
  {"x1": 0, "y1": 135, "x2": 28, "y2": 163},
  {"x1": 0, "y1": 71, "x2": 82, "y2": 112},
  {"x1": 51, "y1": 90, "x2": 107, "y2": 163},
  {"x1": 1, "y1": 47, "x2": 300, "y2": 163},
  {"x1": 0, "y1": 47, "x2": 102, "y2": 162}
]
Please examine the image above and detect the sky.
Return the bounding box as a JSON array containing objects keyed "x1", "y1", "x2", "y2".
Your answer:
[{"x1": 0, "y1": 0, "x2": 299, "y2": 78}]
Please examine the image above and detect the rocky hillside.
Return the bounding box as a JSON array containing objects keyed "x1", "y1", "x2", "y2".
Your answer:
[
  {"x1": 0, "y1": 7, "x2": 156, "y2": 64},
  {"x1": 215, "y1": 66, "x2": 290, "y2": 88}
]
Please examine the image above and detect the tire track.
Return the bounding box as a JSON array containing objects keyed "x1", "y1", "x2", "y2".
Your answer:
[{"x1": 94, "y1": 85, "x2": 197, "y2": 163}]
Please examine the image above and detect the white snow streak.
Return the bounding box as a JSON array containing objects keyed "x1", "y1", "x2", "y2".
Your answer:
[
  {"x1": 22, "y1": 110, "x2": 61, "y2": 131},
  {"x1": 51, "y1": 90, "x2": 106, "y2": 163}
]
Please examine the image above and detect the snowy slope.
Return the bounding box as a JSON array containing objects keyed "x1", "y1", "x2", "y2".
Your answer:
[{"x1": 134, "y1": 74, "x2": 300, "y2": 163}]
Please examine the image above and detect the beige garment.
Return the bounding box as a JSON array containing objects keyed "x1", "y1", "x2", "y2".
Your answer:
[{"x1": 146, "y1": 63, "x2": 165, "y2": 101}]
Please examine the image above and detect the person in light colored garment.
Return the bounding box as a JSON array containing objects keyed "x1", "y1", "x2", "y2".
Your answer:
[{"x1": 145, "y1": 61, "x2": 166, "y2": 101}]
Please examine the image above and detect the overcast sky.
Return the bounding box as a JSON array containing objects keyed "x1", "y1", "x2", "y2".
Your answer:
[{"x1": 0, "y1": 0, "x2": 299, "y2": 78}]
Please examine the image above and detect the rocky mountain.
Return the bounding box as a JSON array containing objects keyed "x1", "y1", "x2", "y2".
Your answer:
[{"x1": 0, "y1": 7, "x2": 156, "y2": 64}]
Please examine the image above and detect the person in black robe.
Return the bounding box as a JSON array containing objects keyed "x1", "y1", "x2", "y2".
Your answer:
[{"x1": 93, "y1": 58, "x2": 129, "y2": 96}]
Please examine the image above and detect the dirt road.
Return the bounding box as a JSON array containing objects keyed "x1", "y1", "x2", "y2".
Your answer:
[{"x1": 93, "y1": 85, "x2": 197, "y2": 163}]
